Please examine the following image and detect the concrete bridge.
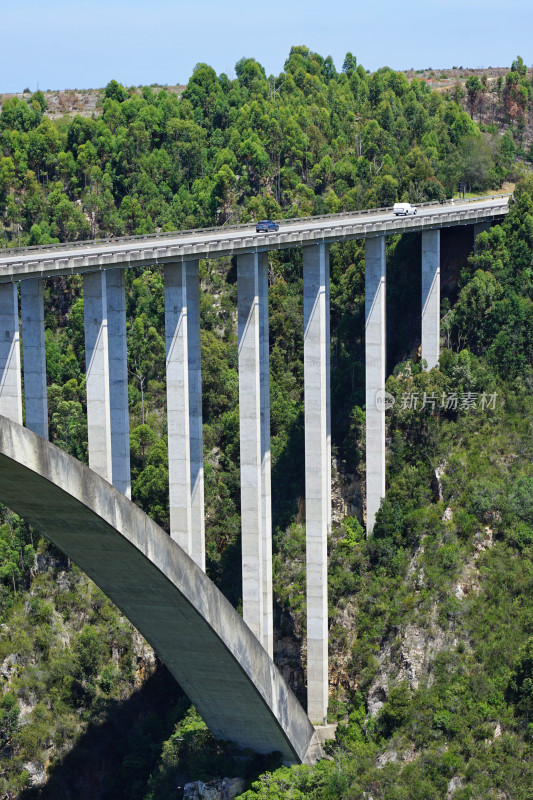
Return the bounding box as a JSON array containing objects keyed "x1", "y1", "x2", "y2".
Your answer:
[{"x1": 0, "y1": 196, "x2": 509, "y2": 753}]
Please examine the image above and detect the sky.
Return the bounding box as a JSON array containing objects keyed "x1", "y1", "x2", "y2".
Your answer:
[{"x1": 1, "y1": 0, "x2": 531, "y2": 93}]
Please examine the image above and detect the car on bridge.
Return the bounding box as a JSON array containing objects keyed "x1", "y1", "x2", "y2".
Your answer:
[
  {"x1": 393, "y1": 202, "x2": 417, "y2": 216},
  {"x1": 256, "y1": 220, "x2": 280, "y2": 232}
]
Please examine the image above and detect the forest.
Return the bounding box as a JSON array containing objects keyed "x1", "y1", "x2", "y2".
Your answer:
[{"x1": 0, "y1": 46, "x2": 532, "y2": 799}]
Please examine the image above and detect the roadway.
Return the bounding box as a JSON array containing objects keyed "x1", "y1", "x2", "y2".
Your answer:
[{"x1": 0, "y1": 196, "x2": 510, "y2": 283}]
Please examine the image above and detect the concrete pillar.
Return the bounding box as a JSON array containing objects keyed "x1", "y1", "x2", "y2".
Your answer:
[
  {"x1": 106, "y1": 269, "x2": 131, "y2": 497},
  {"x1": 238, "y1": 252, "x2": 264, "y2": 644},
  {"x1": 0, "y1": 283, "x2": 22, "y2": 425},
  {"x1": 185, "y1": 260, "x2": 205, "y2": 571},
  {"x1": 365, "y1": 236, "x2": 386, "y2": 534},
  {"x1": 303, "y1": 242, "x2": 330, "y2": 725},
  {"x1": 84, "y1": 272, "x2": 112, "y2": 483},
  {"x1": 421, "y1": 230, "x2": 440, "y2": 371},
  {"x1": 259, "y1": 255, "x2": 273, "y2": 658},
  {"x1": 474, "y1": 221, "x2": 491, "y2": 254},
  {"x1": 165, "y1": 262, "x2": 192, "y2": 555},
  {"x1": 20, "y1": 279, "x2": 48, "y2": 438}
]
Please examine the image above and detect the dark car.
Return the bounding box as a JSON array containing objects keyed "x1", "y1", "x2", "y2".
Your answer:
[{"x1": 256, "y1": 220, "x2": 279, "y2": 233}]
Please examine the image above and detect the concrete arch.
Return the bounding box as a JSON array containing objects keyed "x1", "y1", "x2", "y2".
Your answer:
[{"x1": 0, "y1": 417, "x2": 321, "y2": 764}]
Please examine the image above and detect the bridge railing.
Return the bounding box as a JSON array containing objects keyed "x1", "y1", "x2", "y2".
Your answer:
[{"x1": 0, "y1": 194, "x2": 512, "y2": 257}]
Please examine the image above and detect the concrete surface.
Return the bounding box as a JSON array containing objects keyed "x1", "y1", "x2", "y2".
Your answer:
[
  {"x1": 83, "y1": 271, "x2": 112, "y2": 483},
  {"x1": 259, "y1": 253, "x2": 273, "y2": 658},
  {"x1": 185, "y1": 260, "x2": 205, "y2": 571},
  {"x1": 0, "y1": 199, "x2": 509, "y2": 282},
  {"x1": 421, "y1": 230, "x2": 441, "y2": 370},
  {"x1": 238, "y1": 252, "x2": 264, "y2": 645},
  {"x1": 165, "y1": 262, "x2": 192, "y2": 554},
  {"x1": 0, "y1": 416, "x2": 322, "y2": 765},
  {"x1": 20, "y1": 279, "x2": 48, "y2": 439},
  {"x1": 0, "y1": 283, "x2": 22, "y2": 425},
  {"x1": 313, "y1": 723, "x2": 338, "y2": 744},
  {"x1": 106, "y1": 269, "x2": 131, "y2": 497},
  {"x1": 365, "y1": 236, "x2": 386, "y2": 534},
  {"x1": 303, "y1": 243, "x2": 330, "y2": 725}
]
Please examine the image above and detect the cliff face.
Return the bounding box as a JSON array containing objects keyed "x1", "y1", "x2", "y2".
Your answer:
[{"x1": 0, "y1": 544, "x2": 175, "y2": 797}]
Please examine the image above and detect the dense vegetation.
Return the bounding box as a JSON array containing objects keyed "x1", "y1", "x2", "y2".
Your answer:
[{"x1": 0, "y1": 47, "x2": 532, "y2": 799}]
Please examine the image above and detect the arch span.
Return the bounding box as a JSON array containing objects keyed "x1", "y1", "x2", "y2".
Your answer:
[{"x1": 0, "y1": 417, "x2": 321, "y2": 764}]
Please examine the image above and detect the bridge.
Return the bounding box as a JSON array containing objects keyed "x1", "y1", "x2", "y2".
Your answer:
[{"x1": 0, "y1": 195, "x2": 509, "y2": 757}]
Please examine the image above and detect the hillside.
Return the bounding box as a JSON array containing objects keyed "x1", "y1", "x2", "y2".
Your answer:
[{"x1": 0, "y1": 47, "x2": 532, "y2": 799}]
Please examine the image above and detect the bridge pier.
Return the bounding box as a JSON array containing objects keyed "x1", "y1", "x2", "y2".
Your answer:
[
  {"x1": 0, "y1": 284, "x2": 22, "y2": 426},
  {"x1": 365, "y1": 236, "x2": 386, "y2": 534},
  {"x1": 259, "y1": 255, "x2": 273, "y2": 657},
  {"x1": 186, "y1": 260, "x2": 205, "y2": 572},
  {"x1": 84, "y1": 272, "x2": 113, "y2": 483},
  {"x1": 238, "y1": 251, "x2": 268, "y2": 645},
  {"x1": 164, "y1": 261, "x2": 206, "y2": 568},
  {"x1": 165, "y1": 262, "x2": 193, "y2": 556},
  {"x1": 106, "y1": 269, "x2": 131, "y2": 498},
  {"x1": 421, "y1": 230, "x2": 441, "y2": 370},
  {"x1": 20, "y1": 279, "x2": 48, "y2": 439},
  {"x1": 303, "y1": 243, "x2": 330, "y2": 724}
]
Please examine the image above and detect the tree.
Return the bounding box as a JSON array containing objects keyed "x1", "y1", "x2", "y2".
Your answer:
[
  {"x1": 465, "y1": 75, "x2": 482, "y2": 119},
  {"x1": 507, "y1": 638, "x2": 533, "y2": 723},
  {"x1": 104, "y1": 79, "x2": 128, "y2": 103},
  {"x1": 342, "y1": 52, "x2": 357, "y2": 75}
]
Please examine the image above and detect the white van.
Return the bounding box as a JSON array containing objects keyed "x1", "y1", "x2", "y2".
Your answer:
[{"x1": 393, "y1": 202, "x2": 417, "y2": 216}]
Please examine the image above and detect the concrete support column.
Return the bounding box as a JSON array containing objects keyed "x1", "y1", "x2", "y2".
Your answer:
[
  {"x1": 84, "y1": 272, "x2": 112, "y2": 483},
  {"x1": 238, "y1": 251, "x2": 265, "y2": 644},
  {"x1": 0, "y1": 284, "x2": 22, "y2": 425},
  {"x1": 365, "y1": 236, "x2": 386, "y2": 534},
  {"x1": 165, "y1": 262, "x2": 192, "y2": 555},
  {"x1": 303, "y1": 242, "x2": 330, "y2": 725},
  {"x1": 259, "y1": 255, "x2": 273, "y2": 658},
  {"x1": 185, "y1": 260, "x2": 205, "y2": 572},
  {"x1": 106, "y1": 269, "x2": 131, "y2": 497},
  {"x1": 20, "y1": 279, "x2": 48, "y2": 438},
  {"x1": 421, "y1": 230, "x2": 440, "y2": 371}
]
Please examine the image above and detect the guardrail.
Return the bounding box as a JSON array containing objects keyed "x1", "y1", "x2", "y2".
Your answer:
[{"x1": 0, "y1": 193, "x2": 512, "y2": 258}]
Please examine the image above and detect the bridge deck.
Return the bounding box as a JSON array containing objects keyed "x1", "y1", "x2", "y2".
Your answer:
[{"x1": 0, "y1": 197, "x2": 509, "y2": 283}]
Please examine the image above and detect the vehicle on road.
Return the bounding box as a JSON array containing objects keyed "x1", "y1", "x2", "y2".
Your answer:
[
  {"x1": 393, "y1": 202, "x2": 417, "y2": 216},
  {"x1": 256, "y1": 220, "x2": 280, "y2": 232}
]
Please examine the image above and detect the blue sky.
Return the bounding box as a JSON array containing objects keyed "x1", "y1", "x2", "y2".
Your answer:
[{"x1": 1, "y1": 0, "x2": 531, "y2": 93}]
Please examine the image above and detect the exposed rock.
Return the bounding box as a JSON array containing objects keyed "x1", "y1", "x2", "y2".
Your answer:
[
  {"x1": 454, "y1": 529, "x2": 494, "y2": 599},
  {"x1": 0, "y1": 653, "x2": 17, "y2": 681},
  {"x1": 18, "y1": 696, "x2": 38, "y2": 724},
  {"x1": 367, "y1": 606, "x2": 455, "y2": 717},
  {"x1": 434, "y1": 464, "x2": 446, "y2": 502},
  {"x1": 406, "y1": 542, "x2": 425, "y2": 587},
  {"x1": 274, "y1": 634, "x2": 305, "y2": 698},
  {"x1": 183, "y1": 777, "x2": 245, "y2": 800},
  {"x1": 131, "y1": 629, "x2": 156, "y2": 686},
  {"x1": 446, "y1": 776, "x2": 463, "y2": 798},
  {"x1": 376, "y1": 742, "x2": 417, "y2": 769},
  {"x1": 473, "y1": 527, "x2": 493, "y2": 555},
  {"x1": 329, "y1": 601, "x2": 360, "y2": 699},
  {"x1": 376, "y1": 748, "x2": 398, "y2": 768},
  {"x1": 454, "y1": 577, "x2": 480, "y2": 599},
  {"x1": 442, "y1": 506, "x2": 453, "y2": 522},
  {"x1": 331, "y1": 456, "x2": 364, "y2": 523},
  {"x1": 22, "y1": 761, "x2": 47, "y2": 787},
  {"x1": 55, "y1": 570, "x2": 71, "y2": 593}
]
